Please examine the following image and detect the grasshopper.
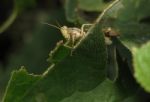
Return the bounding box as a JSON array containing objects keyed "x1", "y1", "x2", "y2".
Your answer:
[{"x1": 42, "y1": 22, "x2": 92, "y2": 49}]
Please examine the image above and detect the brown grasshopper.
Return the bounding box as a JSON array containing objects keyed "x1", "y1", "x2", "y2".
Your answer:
[{"x1": 42, "y1": 22, "x2": 92, "y2": 49}]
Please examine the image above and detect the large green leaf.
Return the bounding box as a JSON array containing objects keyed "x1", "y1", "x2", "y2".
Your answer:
[
  {"x1": 133, "y1": 42, "x2": 150, "y2": 93},
  {"x1": 2, "y1": 23, "x2": 107, "y2": 102},
  {"x1": 25, "y1": 23, "x2": 107, "y2": 102}
]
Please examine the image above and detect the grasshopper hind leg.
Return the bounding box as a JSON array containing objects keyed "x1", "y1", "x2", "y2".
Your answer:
[
  {"x1": 81, "y1": 24, "x2": 93, "y2": 34},
  {"x1": 73, "y1": 24, "x2": 93, "y2": 49}
]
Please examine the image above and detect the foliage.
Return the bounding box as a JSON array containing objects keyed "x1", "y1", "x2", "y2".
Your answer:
[{"x1": 0, "y1": 0, "x2": 150, "y2": 102}]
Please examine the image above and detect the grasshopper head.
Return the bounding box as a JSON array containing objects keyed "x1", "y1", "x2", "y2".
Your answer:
[{"x1": 60, "y1": 26, "x2": 70, "y2": 40}]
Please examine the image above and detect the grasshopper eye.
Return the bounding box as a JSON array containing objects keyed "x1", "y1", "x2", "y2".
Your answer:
[{"x1": 61, "y1": 26, "x2": 67, "y2": 29}]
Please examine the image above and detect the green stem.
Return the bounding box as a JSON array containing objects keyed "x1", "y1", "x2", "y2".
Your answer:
[
  {"x1": 0, "y1": 7, "x2": 18, "y2": 34},
  {"x1": 96, "y1": 0, "x2": 120, "y2": 23}
]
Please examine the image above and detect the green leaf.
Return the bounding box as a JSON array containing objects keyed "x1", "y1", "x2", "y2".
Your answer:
[
  {"x1": 47, "y1": 41, "x2": 71, "y2": 63},
  {"x1": 28, "y1": 23, "x2": 107, "y2": 102},
  {"x1": 61, "y1": 79, "x2": 125, "y2": 102},
  {"x1": 61, "y1": 79, "x2": 143, "y2": 102},
  {"x1": 133, "y1": 42, "x2": 150, "y2": 93},
  {"x1": 2, "y1": 23, "x2": 107, "y2": 102},
  {"x1": 2, "y1": 67, "x2": 41, "y2": 102}
]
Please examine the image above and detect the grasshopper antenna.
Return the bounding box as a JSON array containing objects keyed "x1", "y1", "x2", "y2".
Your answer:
[
  {"x1": 41, "y1": 22, "x2": 60, "y2": 30},
  {"x1": 55, "y1": 20, "x2": 61, "y2": 28}
]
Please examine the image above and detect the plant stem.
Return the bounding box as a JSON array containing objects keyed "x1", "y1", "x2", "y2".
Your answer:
[
  {"x1": 0, "y1": 7, "x2": 18, "y2": 34},
  {"x1": 96, "y1": 0, "x2": 120, "y2": 23}
]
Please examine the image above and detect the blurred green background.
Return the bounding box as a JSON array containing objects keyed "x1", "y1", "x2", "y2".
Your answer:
[{"x1": 0, "y1": 0, "x2": 73, "y2": 99}]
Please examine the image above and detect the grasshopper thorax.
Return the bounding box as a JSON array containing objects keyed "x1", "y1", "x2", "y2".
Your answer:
[{"x1": 60, "y1": 26, "x2": 84, "y2": 41}]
